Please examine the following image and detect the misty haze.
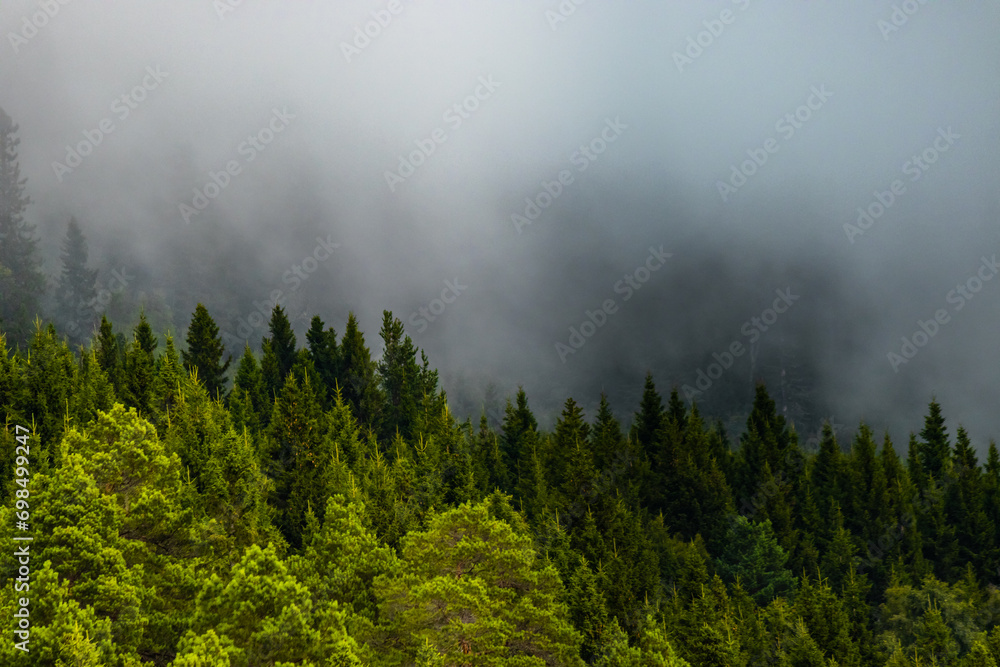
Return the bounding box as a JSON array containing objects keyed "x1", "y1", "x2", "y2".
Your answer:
[{"x1": 1, "y1": 1, "x2": 999, "y2": 665}]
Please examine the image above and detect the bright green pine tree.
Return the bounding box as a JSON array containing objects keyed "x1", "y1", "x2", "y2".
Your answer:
[
  {"x1": 54, "y1": 216, "x2": 98, "y2": 346},
  {"x1": 179, "y1": 542, "x2": 362, "y2": 665},
  {"x1": 199, "y1": 425, "x2": 281, "y2": 565},
  {"x1": 373, "y1": 500, "x2": 586, "y2": 666},
  {"x1": 181, "y1": 303, "x2": 232, "y2": 399},
  {"x1": 0, "y1": 107, "x2": 45, "y2": 345},
  {"x1": 289, "y1": 492, "x2": 400, "y2": 629},
  {"x1": 68, "y1": 346, "x2": 114, "y2": 433},
  {"x1": 21, "y1": 321, "x2": 76, "y2": 463}
]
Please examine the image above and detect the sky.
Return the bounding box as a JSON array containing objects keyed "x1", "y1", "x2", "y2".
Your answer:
[{"x1": 2, "y1": 0, "x2": 999, "y2": 452}]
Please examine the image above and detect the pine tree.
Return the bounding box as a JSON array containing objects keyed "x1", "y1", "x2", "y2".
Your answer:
[
  {"x1": 340, "y1": 311, "x2": 381, "y2": 430},
  {"x1": 0, "y1": 107, "x2": 45, "y2": 345},
  {"x1": 374, "y1": 500, "x2": 586, "y2": 666},
  {"x1": 305, "y1": 314, "x2": 339, "y2": 405},
  {"x1": 919, "y1": 400, "x2": 951, "y2": 482},
  {"x1": 377, "y1": 310, "x2": 421, "y2": 442},
  {"x1": 227, "y1": 344, "x2": 268, "y2": 433},
  {"x1": 500, "y1": 387, "x2": 540, "y2": 496},
  {"x1": 123, "y1": 311, "x2": 157, "y2": 415},
  {"x1": 631, "y1": 372, "x2": 665, "y2": 468},
  {"x1": 549, "y1": 397, "x2": 592, "y2": 507},
  {"x1": 94, "y1": 315, "x2": 124, "y2": 396},
  {"x1": 21, "y1": 321, "x2": 76, "y2": 459},
  {"x1": 150, "y1": 333, "x2": 181, "y2": 431},
  {"x1": 54, "y1": 217, "x2": 98, "y2": 346},
  {"x1": 264, "y1": 371, "x2": 329, "y2": 549},
  {"x1": 181, "y1": 542, "x2": 361, "y2": 665},
  {"x1": 567, "y1": 555, "x2": 610, "y2": 663},
  {"x1": 264, "y1": 304, "x2": 297, "y2": 386},
  {"x1": 181, "y1": 303, "x2": 232, "y2": 398},
  {"x1": 947, "y1": 426, "x2": 995, "y2": 581}
]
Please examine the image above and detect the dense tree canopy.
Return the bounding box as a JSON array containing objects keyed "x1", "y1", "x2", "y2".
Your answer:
[{"x1": 2, "y1": 305, "x2": 1000, "y2": 666}]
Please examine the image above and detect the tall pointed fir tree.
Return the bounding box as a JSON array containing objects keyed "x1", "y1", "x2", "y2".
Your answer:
[
  {"x1": 339, "y1": 312, "x2": 381, "y2": 431},
  {"x1": 262, "y1": 304, "x2": 296, "y2": 395},
  {"x1": 181, "y1": 303, "x2": 231, "y2": 398},
  {"x1": 0, "y1": 107, "x2": 45, "y2": 345},
  {"x1": 305, "y1": 315, "x2": 339, "y2": 405},
  {"x1": 123, "y1": 311, "x2": 157, "y2": 416},
  {"x1": 919, "y1": 399, "x2": 951, "y2": 482},
  {"x1": 377, "y1": 310, "x2": 421, "y2": 442},
  {"x1": 54, "y1": 217, "x2": 98, "y2": 346}
]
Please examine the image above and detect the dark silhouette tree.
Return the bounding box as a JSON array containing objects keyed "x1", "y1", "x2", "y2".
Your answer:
[
  {"x1": 0, "y1": 108, "x2": 44, "y2": 344},
  {"x1": 181, "y1": 303, "x2": 231, "y2": 398}
]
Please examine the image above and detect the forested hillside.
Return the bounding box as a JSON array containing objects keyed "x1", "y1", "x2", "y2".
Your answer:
[{"x1": 1, "y1": 306, "x2": 999, "y2": 666}]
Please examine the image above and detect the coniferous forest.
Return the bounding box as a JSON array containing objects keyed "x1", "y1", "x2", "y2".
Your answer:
[
  {"x1": 4, "y1": 300, "x2": 1000, "y2": 666},
  {"x1": 3, "y1": 4, "x2": 1000, "y2": 665}
]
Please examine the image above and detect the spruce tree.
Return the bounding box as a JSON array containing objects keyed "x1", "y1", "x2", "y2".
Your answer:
[
  {"x1": 0, "y1": 107, "x2": 44, "y2": 344},
  {"x1": 305, "y1": 315, "x2": 339, "y2": 405},
  {"x1": 919, "y1": 399, "x2": 951, "y2": 482},
  {"x1": 339, "y1": 312, "x2": 381, "y2": 430},
  {"x1": 377, "y1": 310, "x2": 421, "y2": 442},
  {"x1": 123, "y1": 311, "x2": 157, "y2": 415},
  {"x1": 264, "y1": 304, "x2": 297, "y2": 384},
  {"x1": 55, "y1": 217, "x2": 98, "y2": 346},
  {"x1": 181, "y1": 303, "x2": 231, "y2": 398}
]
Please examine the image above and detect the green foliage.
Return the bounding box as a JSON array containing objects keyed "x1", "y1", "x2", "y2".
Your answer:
[
  {"x1": 374, "y1": 500, "x2": 586, "y2": 665},
  {"x1": 182, "y1": 304, "x2": 232, "y2": 399}
]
